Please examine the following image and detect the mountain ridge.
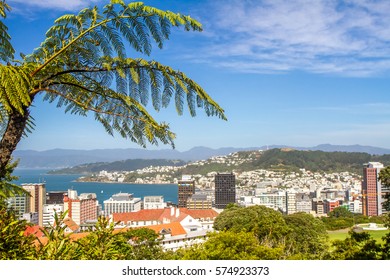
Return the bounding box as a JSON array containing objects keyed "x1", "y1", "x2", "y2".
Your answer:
[{"x1": 13, "y1": 144, "x2": 390, "y2": 169}]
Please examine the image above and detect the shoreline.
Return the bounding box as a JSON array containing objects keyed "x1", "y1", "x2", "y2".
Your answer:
[{"x1": 73, "y1": 179, "x2": 175, "y2": 185}]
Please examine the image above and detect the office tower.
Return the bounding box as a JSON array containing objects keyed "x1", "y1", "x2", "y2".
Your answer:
[
  {"x1": 22, "y1": 183, "x2": 46, "y2": 226},
  {"x1": 103, "y1": 192, "x2": 141, "y2": 217},
  {"x1": 63, "y1": 190, "x2": 98, "y2": 225},
  {"x1": 362, "y1": 162, "x2": 384, "y2": 216},
  {"x1": 214, "y1": 172, "x2": 236, "y2": 209},
  {"x1": 177, "y1": 175, "x2": 195, "y2": 208}
]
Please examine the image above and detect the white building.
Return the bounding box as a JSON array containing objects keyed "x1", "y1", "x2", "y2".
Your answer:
[
  {"x1": 104, "y1": 192, "x2": 141, "y2": 216},
  {"x1": 43, "y1": 204, "x2": 64, "y2": 227},
  {"x1": 286, "y1": 191, "x2": 297, "y2": 214},
  {"x1": 239, "y1": 190, "x2": 287, "y2": 212},
  {"x1": 143, "y1": 196, "x2": 167, "y2": 210},
  {"x1": 349, "y1": 200, "x2": 363, "y2": 214}
]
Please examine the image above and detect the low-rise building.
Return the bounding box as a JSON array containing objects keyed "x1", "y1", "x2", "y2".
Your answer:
[{"x1": 103, "y1": 192, "x2": 141, "y2": 217}]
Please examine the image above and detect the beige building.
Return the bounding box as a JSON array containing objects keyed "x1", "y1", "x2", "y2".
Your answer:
[{"x1": 22, "y1": 183, "x2": 46, "y2": 226}]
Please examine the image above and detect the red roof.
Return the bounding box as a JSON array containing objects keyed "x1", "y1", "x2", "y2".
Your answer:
[
  {"x1": 180, "y1": 208, "x2": 219, "y2": 219},
  {"x1": 113, "y1": 207, "x2": 191, "y2": 223},
  {"x1": 145, "y1": 222, "x2": 187, "y2": 236},
  {"x1": 24, "y1": 225, "x2": 45, "y2": 238}
]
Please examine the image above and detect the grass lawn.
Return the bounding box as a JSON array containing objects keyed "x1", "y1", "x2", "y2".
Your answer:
[{"x1": 328, "y1": 228, "x2": 389, "y2": 244}]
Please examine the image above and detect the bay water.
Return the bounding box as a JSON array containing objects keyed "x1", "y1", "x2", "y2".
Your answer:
[{"x1": 13, "y1": 169, "x2": 178, "y2": 208}]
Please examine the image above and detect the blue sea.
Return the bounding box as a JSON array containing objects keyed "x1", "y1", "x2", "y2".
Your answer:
[{"x1": 12, "y1": 169, "x2": 178, "y2": 207}]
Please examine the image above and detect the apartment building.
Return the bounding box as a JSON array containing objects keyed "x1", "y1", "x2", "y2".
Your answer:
[{"x1": 64, "y1": 189, "x2": 98, "y2": 225}]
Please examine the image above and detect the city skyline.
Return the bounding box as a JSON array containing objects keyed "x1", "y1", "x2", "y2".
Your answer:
[{"x1": 6, "y1": 0, "x2": 390, "y2": 152}]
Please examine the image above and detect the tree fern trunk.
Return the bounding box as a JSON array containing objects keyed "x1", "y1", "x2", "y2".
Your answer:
[{"x1": 0, "y1": 108, "x2": 29, "y2": 179}]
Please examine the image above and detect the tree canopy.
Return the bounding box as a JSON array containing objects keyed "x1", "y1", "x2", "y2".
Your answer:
[{"x1": 0, "y1": 0, "x2": 226, "y2": 192}]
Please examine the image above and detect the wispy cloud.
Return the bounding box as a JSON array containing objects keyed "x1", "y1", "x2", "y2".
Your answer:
[
  {"x1": 293, "y1": 103, "x2": 390, "y2": 114},
  {"x1": 191, "y1": 0, "x2": 390, "y2": 77},
  {"x1": 8, "y1": 0, "x2": 103, "y2": 11}
]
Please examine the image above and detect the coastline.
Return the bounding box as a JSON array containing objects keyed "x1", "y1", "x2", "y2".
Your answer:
[{"x1": 73, "y1": 179, "x2": 175, "y2": 185}]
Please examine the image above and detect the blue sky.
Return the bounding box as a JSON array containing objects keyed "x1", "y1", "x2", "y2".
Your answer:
[{"x1": 5, "y1": 0, "x2": 390, "y2": 151}]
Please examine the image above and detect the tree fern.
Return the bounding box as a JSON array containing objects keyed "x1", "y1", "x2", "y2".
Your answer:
[{"x1": 0, "y1": 0, "x2": 226, "y2": 180}]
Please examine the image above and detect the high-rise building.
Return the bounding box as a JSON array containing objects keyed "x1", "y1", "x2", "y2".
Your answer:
[
  {"x1": 362, "y1": 162, "x2": 384, "y2": 216},
  {"x1": 22, "y1": 183, "x2": 46, "y2": 226},
  {"x1": 177, "y1": 175, "x2": 195, "y2": 208},
  {"x1": 214, "y1": 172, "x2": 236, "y2": 209},
  {"x1": 63, "y1": 190, "x2": 98, "y2": 225},
  {"x1": 103, "y1": 192, "x2": 141, "y2": 217}
]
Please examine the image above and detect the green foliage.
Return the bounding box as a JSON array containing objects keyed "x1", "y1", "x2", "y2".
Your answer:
[
  {"x1": 0, "y1": 0, "x2": 14, "y2": 62},
  {"x1": 284, "y1": 212, "x2": 329, "y2": 259},
  {"x1": 329, "y1": 230, "x2": 383, "y2": 260},
  {"x1": 249, "y1": 149, "x2": 390, "y2": 174},
  {"x1": 0, "y1": 159, "x2": 28, "y2": 199},
  {"x1": 379, "y1": 166, "x2": 390, "y2": 213},
  {"x1": 328, "y1": 206, "x2": 354, "y2": 218},
  {"x1": 214, "y1": 205, "x2": 290, "y2": 247},
  {"x1": 178, "y1": 231, "x2": 284, "y2": 260},
  {"x1": 120, "y1": 227, "x2": 166, "y2": 259},
  {"x1": 36, "y1": 211, "x2": 81, "y2": 260},
  {"x1": 0, "y1": 200, "x2": 36, "y2": 259}
]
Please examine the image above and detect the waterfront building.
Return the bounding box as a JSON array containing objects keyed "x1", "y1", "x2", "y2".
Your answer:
[
  {"x1": 362, "y1": 162, "x2": 385, "y2": 216},
  {"x1": 22, "y1": 183, "x2": 46, "y2": 226},
  {"x1": 64, "y1": 190, "x2": 98, "y2": 225},
  {"x1": 214, "y1": 172, "x2": 236, "y2": 209},
  {"x1": 143, "y1": 196, "x2": 167, "y2": 210},
  {"x1": 103, "y1": 192, "x2": 141, "y2": 217},
  {"x1": 177, "y1": 175, "x2": 195, "y2": 208}
]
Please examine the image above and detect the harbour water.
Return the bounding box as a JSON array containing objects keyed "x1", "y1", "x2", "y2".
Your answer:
[{"x1": 13, "y1": 169, "x2": 178, "y2": 206}]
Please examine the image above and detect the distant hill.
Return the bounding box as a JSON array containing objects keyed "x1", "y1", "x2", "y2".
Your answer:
[
  {"x1": 13, "y1": 144, "x2": 390, "y2": 169},
  {"x1": 179, "y1": 148, "x2": 390, "y2": 176},
  {"x1": 247, "y1": 149, "x2": 390, "y2": 174},
  {"x1": 13, "y1": 147, "x2": 257, "y2": 169}
]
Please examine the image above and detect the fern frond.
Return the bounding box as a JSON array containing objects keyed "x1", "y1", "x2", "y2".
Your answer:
[
  {"x1": 0, "y1": 65, "x2": 32, "y2": 115},
  {"x1": 0, "y1": 1, "x2": 14, "y2": 62}
]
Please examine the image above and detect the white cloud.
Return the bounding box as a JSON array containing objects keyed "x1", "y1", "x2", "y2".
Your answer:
[{"x1": 192, "y1": 0, "x2": 390, "y2": 76}]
